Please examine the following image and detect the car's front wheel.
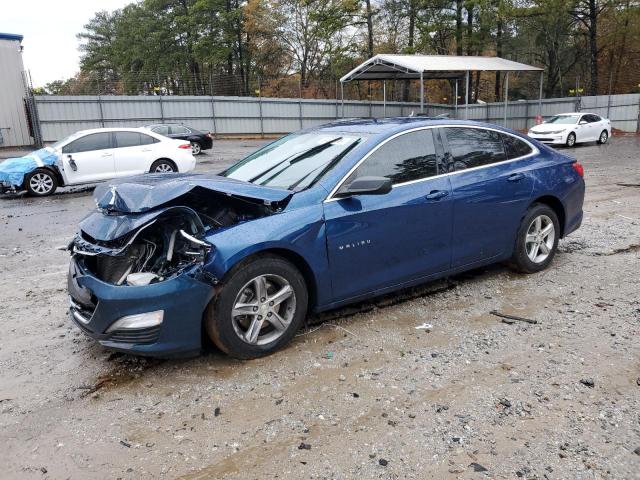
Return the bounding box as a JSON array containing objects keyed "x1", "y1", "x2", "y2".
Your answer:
[
  {"x1": 597, "y1": 130, "x2": 608, "y2": 144},
  {"x1": 191, "y1": 142, "x2": 202, "y2": 155},
  {"x1": 205, "y1": 255, "x2": 308, "y2": 359},
  {"x1": 565, "y1": 132, "x2": 576, "y2": 147},
  {"x1": 511, "y1": 203, "x2": 560, "y2": 273},
  {"x1": 25, "y1": 168, "x2": 58, "y2": 196},
  {"x1": 150, "y1": 159, "x2": 177, "y2": 173}
]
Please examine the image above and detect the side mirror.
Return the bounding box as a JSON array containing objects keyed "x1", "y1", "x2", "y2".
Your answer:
[
  {"x1": 579, "y1": 120, "x2": 587, "y2": 125},
  {"x1": 342, "y1": 176, "x2": 392, "y2": 196}
]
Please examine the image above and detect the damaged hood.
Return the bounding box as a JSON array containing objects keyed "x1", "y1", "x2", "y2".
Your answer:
[
  {"x1": 93, "y1": 173, "x2": 293, "y2": 214},
  {"x1": 79, "y1": 206, "x2": 182, "y2": 243}
]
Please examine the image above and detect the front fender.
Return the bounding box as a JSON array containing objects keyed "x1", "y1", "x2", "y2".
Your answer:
[{"x1": 202, "y1": 204, "x2": 331, "y2": 307}]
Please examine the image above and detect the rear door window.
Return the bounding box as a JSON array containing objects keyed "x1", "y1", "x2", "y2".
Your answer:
[
  {"x1": 140, "y1": 133, "x2": 158, "y2": 145},
  {"x1": 170, "y1": 125, "x2": 190, "y2": 135},
  {"x1": 500, "y1": 133, "x2": 533, "y2": 159},
  {"x1": 114, "y1": 132, "x2": 142, "y2": 148},
  {"x1": 63, "y1": 133, "x2": 112, "y2": 154},
  {"x1": 443, "y1": 127, "x2": 506, "y2": 170},
  {"x1": 151, "y1": 125, "x2": 169, "y2": 136},
  {"x1": 343, "y1": 129, "x2": 439, "y2": 187}
]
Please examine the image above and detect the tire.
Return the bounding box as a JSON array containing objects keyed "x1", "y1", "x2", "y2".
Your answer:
[
  {"x1": 565, "y1": 132, "x2": 576, "y2": 147},
  {"x1": 511, "y1": 203, "x2": 560, "y2": 274},
  {"x1": 25, "y1": 168, "x2": 58, "y2": 196},
  {"x1": 597, "y1": 130, "x2": 608, "y2": 144},
  {"x1": 205, "y1": 255, "x2": 308, "y2": 359},
  {"x1": 150, "y1": 159, "x2": 177, "y2": 173},
  {"x1": 191, "y1": 142, "x2": 202, "y2": 155}
]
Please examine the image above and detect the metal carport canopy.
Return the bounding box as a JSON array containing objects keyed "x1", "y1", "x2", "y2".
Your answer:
[
  {"x1": 339, "y1": 54, "x2": 544, "y2": 121},
  {"x1": 340, "y1": 54, "x2": 542, "y2": 82}
]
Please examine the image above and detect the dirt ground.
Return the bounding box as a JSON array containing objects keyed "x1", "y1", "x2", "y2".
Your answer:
[{"x1": 0, "y1": 137, "x2": 639, "y2": 480}]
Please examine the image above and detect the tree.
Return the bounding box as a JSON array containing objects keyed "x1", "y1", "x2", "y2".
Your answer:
[
  {"x1": 274, "y1": 0, "x2": 359, "y2": 89},
  {"x1": 569, "y1": 0, "x2": 610, "y2": 95}
]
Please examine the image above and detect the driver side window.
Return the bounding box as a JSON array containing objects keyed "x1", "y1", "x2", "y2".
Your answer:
[
  {"x1": 62, "y1": 133, "x2": 112, "y2": 154},
  {"x1": 339, "y1": 129, "x2": 440, "y2": 193}
]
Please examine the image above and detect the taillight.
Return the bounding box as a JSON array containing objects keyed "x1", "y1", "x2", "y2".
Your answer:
[
  {"x1": 206, "y1": 133, "x2": 213, "y2": 139},
  {"x1": 572, "y1": 161, "x2": 584, "y2": 177},
  {"x1": 178, "y1": 143, "x2": 191, "y2": 149}
]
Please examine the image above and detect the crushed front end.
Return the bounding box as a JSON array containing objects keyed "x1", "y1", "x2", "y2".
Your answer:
[
  {"x1": 68, "y1": 208, "x2": 217, "y2": 356},
  {"x1": 66, "y1": 174, "x2": 291, "y2": 357}
]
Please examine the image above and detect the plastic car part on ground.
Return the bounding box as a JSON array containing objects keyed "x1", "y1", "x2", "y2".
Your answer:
[{"x1": 0, "y1": 148, "x2": 59, "y2": 187}]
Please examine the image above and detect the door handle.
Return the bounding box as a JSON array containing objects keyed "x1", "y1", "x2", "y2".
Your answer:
[
  {"x1": 508, "y1": 173, "x2": 525, "y2": 182},
  {"x1": 101, "y1": 153, "x2": 113, "y2": 157},
  {"x1": 141, "y1": 149, "x2": 152, "y2": 152},
  {"x1": 425, "y1": 190, "x2": 449, "y2": 200}
]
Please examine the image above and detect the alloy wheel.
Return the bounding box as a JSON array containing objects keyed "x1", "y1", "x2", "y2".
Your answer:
[
  {"x1": 154, "y1": 163, "x2": 174, "y2": 173},
  {"x1": 599, "y1": 131, "x2": 608, "y2": 144},
  {"x1": 567, "y1": 133, "x2": 576, "y2": 147},
  {"x1": 525, "y1": 214, "x2": 555, "y2": 263},
  {"x1": 191, "y1": 142, "x2": 201, "y2": 155},
  {"x1": 29, "y1": 173, "x2": 54, "y2": 194},
  {"x1": 231, "y1": 274, "x2": 296, "y2": 345}
]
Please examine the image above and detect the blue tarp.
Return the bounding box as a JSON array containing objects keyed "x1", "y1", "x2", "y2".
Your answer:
[{"x1": 0, "y1": 148, "x2": 59, "y2": 187}]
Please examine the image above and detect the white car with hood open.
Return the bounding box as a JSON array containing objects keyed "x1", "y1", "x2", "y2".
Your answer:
[
  {"x1": 0, "y1": 127, "x2": 196, "y2": 196},
  {"x1": 527, "y1": 113, "x2": 611, "y2": 147}
]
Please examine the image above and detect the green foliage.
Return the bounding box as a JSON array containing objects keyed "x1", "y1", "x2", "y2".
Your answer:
[{"x1": 65, "y1": 0, "x2": 639, "y2": 98}]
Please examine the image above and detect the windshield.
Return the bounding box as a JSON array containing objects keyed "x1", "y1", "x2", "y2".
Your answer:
[
  {"x1": 222, "y1": 133, "x2": 365, "y2": 190},
  {"x1": 50, "y1": 132, "x2": 83, "y2": 150},
  {"x1": 545, "y1": 115, "x2": 579, "y2": 125}
]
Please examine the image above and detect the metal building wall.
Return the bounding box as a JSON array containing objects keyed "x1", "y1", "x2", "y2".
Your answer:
[
  {"x1": 34, "y1": 93, "x2": 640, "y2": 142},
  {"x1": 0, "y1": 38, "x2": 31, "y2": 147}
]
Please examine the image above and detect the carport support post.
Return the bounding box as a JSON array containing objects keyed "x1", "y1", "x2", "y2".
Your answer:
[
  {"x1": 538, "y1": 71, "x2": 544, "y2": 120},
  {"x1": 454, "y1": 80, "x2": 458, "y2": 118},
  {"x1": 464, "y1": 71, "x2": 470, "y2": 119},
  {"x1": 258, "y1": 81, "x2": 264, "y2": 138},
  {"x1": 420, "y1": 71, "x2": 424, "y2": 113},
  {"x1": 341, "y1": 81, "x2": 345, "y2": 118},
  {"x1": 97, "y1": 95, "x2": 105, "y2": 128},
  {"x1": 383, "y1": 80, "x2": 387, "y2": 118},
  {"x1": 503, "y1": 72, "x2": 509, "y2": 127}
]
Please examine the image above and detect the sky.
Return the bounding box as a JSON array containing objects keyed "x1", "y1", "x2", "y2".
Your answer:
[{"x1": 1, "y1": 0, "x2": 132, "y2": 87}]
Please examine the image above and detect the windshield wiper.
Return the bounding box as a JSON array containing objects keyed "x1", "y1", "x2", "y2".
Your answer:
[
  {"x1": 248, "y1": 137, "x2": 343, "y2": 184},
  {"x1": 288, "y1": 138, "x2": 361, "y2": 191}
]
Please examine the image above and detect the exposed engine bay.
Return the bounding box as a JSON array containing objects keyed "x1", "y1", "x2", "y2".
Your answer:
[{"x1": 70, "y1": 177, "x2": 291, "y2": 286}]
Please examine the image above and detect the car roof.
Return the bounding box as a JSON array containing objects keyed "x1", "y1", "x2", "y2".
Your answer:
[
  {"x1": 72, "y1": 127, "x2": 154, "y2": 135},
  {"x1": 301, "y1": 116, "x2": 514, "y2": 137},
  {"x1": 555, "y1": 112, "x2": 599, "y2": 116},
  {"x1": 144, "y1": 123, "x2": 189, "y2": 127}
]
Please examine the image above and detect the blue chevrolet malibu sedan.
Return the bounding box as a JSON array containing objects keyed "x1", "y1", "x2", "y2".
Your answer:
[{"x1": 67, "y1": 117, "x2": 585, "y2": 358}]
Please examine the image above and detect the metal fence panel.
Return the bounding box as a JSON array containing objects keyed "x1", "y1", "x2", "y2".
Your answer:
[{"x1": 34, "y1": 93, "x2": 639, "y2": 142}]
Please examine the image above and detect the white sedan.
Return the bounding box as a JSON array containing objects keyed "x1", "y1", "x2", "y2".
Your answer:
[
  {"x1": 527, "y1": 113, "x2": 611, "y2": 147},
  {"x1": 0, "y1": 128, "x2": 196, "y2": 196}
]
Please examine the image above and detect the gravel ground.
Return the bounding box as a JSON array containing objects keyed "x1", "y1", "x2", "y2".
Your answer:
[{"x1": 0, "y1": 137, "x2": 639, "y2": 480}]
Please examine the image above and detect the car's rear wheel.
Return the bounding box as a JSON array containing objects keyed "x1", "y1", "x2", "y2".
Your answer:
[
  {"x1": 597, "y1": 130, "x2": 608, "y2": 144},
  {"x1": 150, "y1": 159, "x2": 177, "y2": 173},
  {"x1": 511, "y1": 203, "x2": 559, "y2": 273},
  {"x1": 205, "y1": 255, "x2": 308, "y2": 359},
  {"x1": 191, "y1": 142, "x2": 202, "y2": 155},
  {"x1": 565, "y1": 132, "x2": 576, "y2": 147},
  {"x1": 25, "y1": 169, "x2": 58, "y2": 196}
]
